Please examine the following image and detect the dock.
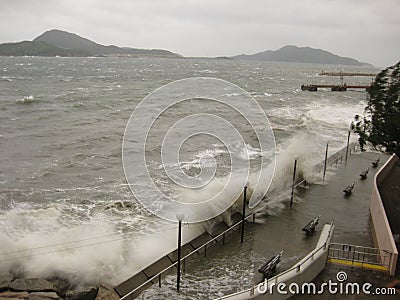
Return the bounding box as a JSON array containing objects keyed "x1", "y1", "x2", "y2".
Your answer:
[
  {"x1": 302, "y1": 70, "x2": 376, "y2": 91},
  {"x1": 301, "y1": 84, "x2": 372, "y2": 91},
  {"x1": 319, "y1": 71, "x2": 377, "y2": 77}
]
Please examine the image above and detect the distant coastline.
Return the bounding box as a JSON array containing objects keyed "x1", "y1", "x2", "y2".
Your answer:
[{"x1": 0, "y1": 29, "x2": 372, "y2": 66}]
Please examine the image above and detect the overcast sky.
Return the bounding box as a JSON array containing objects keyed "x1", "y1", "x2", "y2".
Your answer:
[{"x1": 0, "y1": 0, "x2": 399, "y2": 66}]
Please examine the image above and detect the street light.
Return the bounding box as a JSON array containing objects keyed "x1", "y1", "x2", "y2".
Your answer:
[
  {"x1": 176, "y1": 212, "x2": 185, "y2": 292},
  {"x1": 323, "y1": 142, "x2": 329, "y2": 181},
  {"x1": 241, "y1": 182, "x2": 249, "y2": 243},
  {"x1": 345, "y1": 130, "x2": 351, "y2": 166},
  {"x1": 345, "y1": 120, "x2": 357, "y2": 166},
  {"x1": 290, "y1": 157, "x2": 298, "y2": 207}
]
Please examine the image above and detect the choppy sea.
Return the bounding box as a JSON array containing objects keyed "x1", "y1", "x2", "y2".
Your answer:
[{"x1": 0, "y1": 57, "x2": 378, "y2": 298}]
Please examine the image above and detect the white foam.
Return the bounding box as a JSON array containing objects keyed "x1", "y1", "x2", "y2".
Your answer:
[
  {"x1": 306, "y1": 103, "x2": 364, "y2": 128},
  {"x1": 16, "y1": 95, "x2": 36, "y2": 104}
]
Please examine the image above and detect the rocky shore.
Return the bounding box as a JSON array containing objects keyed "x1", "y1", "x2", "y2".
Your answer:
[{"x1": 0, "y1": 275, "x2": 119, "y2": 300}]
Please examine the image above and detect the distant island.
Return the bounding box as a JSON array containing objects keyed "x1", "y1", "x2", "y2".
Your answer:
[
  {"x1": 0, "y1": 29, "x2": 181, "y2": 58},
  {"x1": 0, "y1": 29, "x2": 371, "y2": 65},
  {"x1": 233, "y1": 45, "x2": 372, "y2": 66}
]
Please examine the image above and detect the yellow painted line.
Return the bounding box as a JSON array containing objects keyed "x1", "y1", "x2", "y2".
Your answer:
[{"x1": 327, "y1": 258, "x2": 389, "y2": 271}]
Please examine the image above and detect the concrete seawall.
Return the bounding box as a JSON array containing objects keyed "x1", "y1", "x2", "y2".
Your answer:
[
  {"x1": 217, "y1": 223, "x2": 335, "y2": 300},
  {"x1": 370, "y1": 153, "x2": 399, "y2": 275}
]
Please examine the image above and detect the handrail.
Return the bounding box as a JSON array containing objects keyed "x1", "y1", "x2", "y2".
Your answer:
[
  {"x1": 293, "y1": 179, "x2": 306, "y2": 189},
  {"x1": 329, "y1": 242, "x2": 392, "y2": 253},
  {"x1": 328, "y1": 242, "x2": 393, "y2": 268},
  {"x1": 120, "y1": 213, "x2": 256, "y2": 299}
]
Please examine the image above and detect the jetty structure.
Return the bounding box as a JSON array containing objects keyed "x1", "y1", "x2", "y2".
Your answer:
[{"x1": 301, "y1": 71, "x2": 377, "y2": 91}]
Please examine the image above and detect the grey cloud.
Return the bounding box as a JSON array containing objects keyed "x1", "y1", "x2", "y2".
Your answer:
[{"x1": 0, "y1": 0, "x2": 399, "y2": 66}]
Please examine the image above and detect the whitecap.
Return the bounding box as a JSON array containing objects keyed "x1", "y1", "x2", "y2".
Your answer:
[{"x1": 16, "y1": 95, "x2": 36, "y2": 104}]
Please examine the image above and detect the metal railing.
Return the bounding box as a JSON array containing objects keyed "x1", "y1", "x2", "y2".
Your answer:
[
  {"x1": 120, "y1": 213, "x2": 257, "y2": 299},
  {"x1": 313, "y1": 142, "x2": 357, "y2": 174},
  {"x1": 328, "y1": 243, "x2": 392, "y2": 271},
  {"x1": 217, "y1": 221, "x2": 335, "y2": 299}
]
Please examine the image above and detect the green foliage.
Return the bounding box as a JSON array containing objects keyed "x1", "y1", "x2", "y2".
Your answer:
[{"x1": 353, "y1": 61, "x2": 400, "y2": 155}]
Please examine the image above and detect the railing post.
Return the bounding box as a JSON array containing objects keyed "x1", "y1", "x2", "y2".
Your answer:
[
  {"x1": 177, "y1": 219, "x2": 182, "y2": 292},
  {"x1": 241, "y1": 184, "x2": 247, "y2": 243},
  {"x1": 176, "y1": 213, "x2": 185, "y2": 292},
  {"x1": 158, "y1": 274, "x2": 161, "y2": 288}
]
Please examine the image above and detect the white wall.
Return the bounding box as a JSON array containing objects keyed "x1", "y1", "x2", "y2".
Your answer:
[{"x1": 370, "y1": 154, "x2": 398, "y2": 276}]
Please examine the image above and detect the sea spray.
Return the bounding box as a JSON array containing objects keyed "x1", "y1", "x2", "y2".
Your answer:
[
  {"x1": 258, "y1": 133, "x2": 326, "y2": 215},
  {"x1": 0, "y1": 222, "x2": 126, "y2": 286}
]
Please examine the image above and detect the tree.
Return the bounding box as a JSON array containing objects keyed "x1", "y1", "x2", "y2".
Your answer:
[{"x1": 353, "y1": 61, "x2": 400, "y2": 156}]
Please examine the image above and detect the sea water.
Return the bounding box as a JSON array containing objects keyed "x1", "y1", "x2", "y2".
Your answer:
[{"x1": 0, "y1": 56, "x2": 378, "y2": 297}]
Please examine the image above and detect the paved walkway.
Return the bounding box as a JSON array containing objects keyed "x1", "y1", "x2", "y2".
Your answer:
[
  {"x1": 292, "y1": 152, "x2": 400, "y2": 299},
  {"x1": 135, "y1": 150, "x2": 399, "y2": 299},
  {"x1": 292, "y1": 151, "x2": 388, "y2": 246}
]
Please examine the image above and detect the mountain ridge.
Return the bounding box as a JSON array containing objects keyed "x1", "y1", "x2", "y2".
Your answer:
[
  {"x1": 233, "y1": 45, "x2": 372, "y2": 66},
  {"x1": 0, "y1": 29, "x2": 371, "y2": 65},
  {"x1": 0, "y1": 29, "x2": 180, "y2": 58},
  {"x1": 33, "y1": 29, "x2": 180, "y2": 57}
]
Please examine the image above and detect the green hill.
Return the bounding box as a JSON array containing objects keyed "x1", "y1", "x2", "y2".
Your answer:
[
  {"x1": 234, "y1": 45, "x2": 372, "y2": 66},
  {"x1": 0, "y1": 29, "x2": 181, "y2": 58},
  {"x1": 33, "y1": 29, "x2": 180, "y2": 58},
  {"x1": 0, "y1": 41, "x2": 91, "y2": 57}
]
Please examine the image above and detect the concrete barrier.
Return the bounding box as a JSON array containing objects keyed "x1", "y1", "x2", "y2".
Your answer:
[
  {"x1": 370, "y1": 154, "x2": 399, "y2": 276},
  {"x1": 217, "y1": 223, "x2": 335, "y2": 300}
]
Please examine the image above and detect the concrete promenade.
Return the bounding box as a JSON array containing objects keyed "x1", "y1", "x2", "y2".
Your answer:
[
  {"x1": 292, "y1": 151, "x2": 400, "y2": 299},
  {"x1": 231, "y1": 150, "x2": 398, "y2": 299},
  {"x1": 133, "y1": 150, "x2": 399, "y2": 299}
]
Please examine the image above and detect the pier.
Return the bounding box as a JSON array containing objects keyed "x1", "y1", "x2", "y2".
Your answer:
[
  {"x1": 318, "y1": 71, "x2": 377, "y2": 77},
  {"x1": 301, "y1": 84, "x2": 372, "y2": 92},
  {"x1": 302, "y1": 70, "x2": 376, "y2": 91}
]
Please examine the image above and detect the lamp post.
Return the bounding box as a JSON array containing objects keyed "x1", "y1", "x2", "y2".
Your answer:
[
  {"x1": 290, "y1": 158, "x2": 298, "y2": 207},
  {"x1": 176, "y1": 213, "x2": 185, "y2": 292},
  {"x1": 345, "y1": 130, "x2": 350, "y2": 166},
  {"x1": 241, "y1": 182, "x2": 248, "y2": 243},
  {"x1": 323, "y1": 142, "x2": 329, "y2": 181}
]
